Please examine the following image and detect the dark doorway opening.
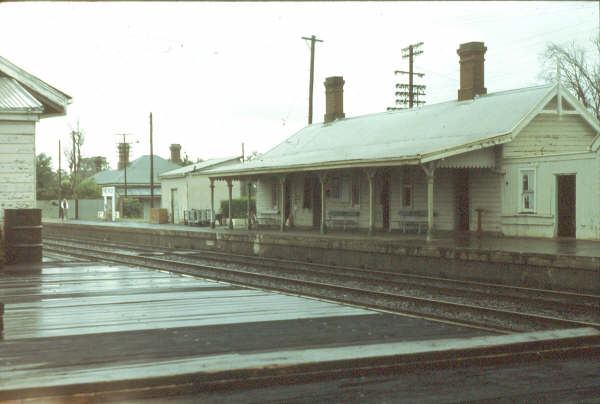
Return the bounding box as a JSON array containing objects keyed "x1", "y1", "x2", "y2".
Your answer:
[
  {"x1": 455, "y1": 169, "x2": 470, "y2": 232},
  {"x1": 557, "y1": 175, "x2": 576, "y2": 237},
  {"x1": 312, "y1": 177, "x2": 321, "y2": 229},
  {"x1": 284, "y1": 180, "x2": 291, "y2": 226},
  {"x1": 381, "y1": 172, "x2": 391, "y2": 231}
]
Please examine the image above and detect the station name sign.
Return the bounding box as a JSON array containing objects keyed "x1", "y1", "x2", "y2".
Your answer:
[{"x1": 102, "y1": 186, "x2": 115, "y2": 197}]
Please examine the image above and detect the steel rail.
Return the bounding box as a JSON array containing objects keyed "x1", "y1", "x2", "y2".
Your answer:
[
  {"x1": 44, "y1": 234, "x2": 599, "y2": 309},
  {"x1": 44, "y1": 240, "x2": 600, "y2": 333}
]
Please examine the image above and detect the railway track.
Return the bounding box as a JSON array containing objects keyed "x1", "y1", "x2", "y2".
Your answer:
[{"x1": 43, "y1": 236, "x2": 600, "y2": 333}]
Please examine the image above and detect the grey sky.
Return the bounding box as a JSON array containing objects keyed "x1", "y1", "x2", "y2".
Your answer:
[{"x1": 0, "y1": 2, "x2": 596, "y2": 169}]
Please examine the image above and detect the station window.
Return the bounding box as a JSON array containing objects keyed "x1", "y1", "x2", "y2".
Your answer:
[
  {"x1": 329, "y1": 177, "x2": 342, "y2": 200},
  {"x1": 272, "y1": 181, "x2": 280, "y2": 208},
  {"x1": 519, "y1": 169, "x2": 536, "y2": 213},
  {"x1": 402, "y1": 184, "x2": 413, "y2": 208},
  {"x1": 351, "y1": 174, "x2": 360, "y2": 206},
  {"x1": 303, "y1": 177, "x2": 312, "y2": 209}
]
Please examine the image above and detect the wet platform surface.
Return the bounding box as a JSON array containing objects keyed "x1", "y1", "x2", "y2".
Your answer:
[
  {"x1": 0, "y1": 256, "x2": 492, "y2": 394},
  {"x1": 44, "y1": 218, "x2": 600, "y2": 258}
]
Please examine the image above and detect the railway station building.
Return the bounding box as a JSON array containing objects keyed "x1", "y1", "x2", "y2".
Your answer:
[
  {"x1": 159, "y1": 156, "x2": 242, "y2": 224},
  {"x1": 204, "y1": 42, "x2": 600, "y2": 240},
  {"x1": 0, "y1": 56, "x2": 71, "y2": 227}
]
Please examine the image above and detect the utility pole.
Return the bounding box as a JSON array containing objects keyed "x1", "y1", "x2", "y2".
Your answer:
[
  {"x1": 149, "y1": 113, "x2": 154, "y2": 209},
  {"x1": 302, "y1": 35, "x2": 323, "y2": 124},
  {"x1": 389, "y1": 42, "x2": 426, "y2": 110}
]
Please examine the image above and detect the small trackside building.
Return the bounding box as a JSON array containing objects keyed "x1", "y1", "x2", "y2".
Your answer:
[
  {"x1": 159, "y1": 156, "x2": 242, "y2": 224},
  {"x1": 0, "y1": 55, "x2": 71, "y2": 226},
  {"x1": 203, "y1": 42, "x2": 600, "y2": 240}
]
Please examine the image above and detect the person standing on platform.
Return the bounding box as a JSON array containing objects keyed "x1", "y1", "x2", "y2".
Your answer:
[{"x1": 61, "y1": 199, "x2": 69, "y2": 221}]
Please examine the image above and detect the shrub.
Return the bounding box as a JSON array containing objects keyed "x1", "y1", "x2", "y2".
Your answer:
[
  {"x1": 123, "y1": 198, "x2": 143, "y2": 218},
  {"x1": 220, "y1": 197, "x2": 256, "y2": 218}
]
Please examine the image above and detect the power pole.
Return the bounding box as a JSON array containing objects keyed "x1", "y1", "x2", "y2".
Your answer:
[
  {"x1": 389, "y1": 42, "x2": 426, "y2": 110},
  {"x1": 149, "y1": 113, "x2": 154, "y2": 209},
  {"x1": 302, "y1": 35, "x2": 323, "y2": 124}
]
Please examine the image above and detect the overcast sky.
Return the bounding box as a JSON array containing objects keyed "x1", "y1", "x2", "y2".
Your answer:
[{"x1": 0, "y1": 2, "x2": 596, "y2": 169}]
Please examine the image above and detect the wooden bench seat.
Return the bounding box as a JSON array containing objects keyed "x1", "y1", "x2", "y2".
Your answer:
[
  {"x1": 392, "y1": 210, "x2": 430, "y2": 234},
  {"x1": 327, "y1": 210, "x2": 360, "y2": 230},
  {"x1": 256, "y1": 211, "x2": 280, "y2": 228}
]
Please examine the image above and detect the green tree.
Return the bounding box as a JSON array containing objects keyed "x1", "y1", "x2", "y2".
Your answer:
[
  {"x1": 79, "y1": 156, "x2": 110, "y2": 179},
  {"x1": 36, "y1": 153, "x2": 58, "y2": 200},
  {"x1": 74, "y1": 177, "x2": 102, "y2": 199}
]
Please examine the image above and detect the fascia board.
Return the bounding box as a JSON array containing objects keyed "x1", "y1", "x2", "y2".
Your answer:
[
  {"x1": 420, "y1": 132, "x2": 512, "y2": 163},
  {"x1": 0, "y1": 56, "x2": 72, "y2": 113},
  {"x1": 591, "y1": 134, "x2": 600, "y2": 152},
  {"x1": 558, "y1": 87, "x2": 600, "y2": 134},
  {"x1": 207, "y1": 157, "x2": 421, "y2": 179}
]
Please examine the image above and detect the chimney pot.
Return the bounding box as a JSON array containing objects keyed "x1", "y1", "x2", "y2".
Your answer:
[
  {"x1": 170, "y1": 144, "x2": 182, "y2": 164},
  {"x1": 324, "y1": 76, "x2": 345, "y2": 123},
  {"x1": 457, "y1": 41, "x2": 487, "y2": 101}
]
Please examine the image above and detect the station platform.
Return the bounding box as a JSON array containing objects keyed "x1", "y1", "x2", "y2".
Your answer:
[
  {"x1": 1, "y1": 256, "x2": 597, "y2": 401},
  {"x1": 42, "y1": 219, "x2": 600, "y2": 294}
]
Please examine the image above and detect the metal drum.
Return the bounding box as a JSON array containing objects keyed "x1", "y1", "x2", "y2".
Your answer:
[{"x1": 4, "y1": 209, "x2": 42, "y2": 264}]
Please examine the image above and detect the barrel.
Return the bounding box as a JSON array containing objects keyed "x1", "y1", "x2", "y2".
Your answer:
[{"x1": 3, "y1": 209, "x2": 42, "y2": 264}]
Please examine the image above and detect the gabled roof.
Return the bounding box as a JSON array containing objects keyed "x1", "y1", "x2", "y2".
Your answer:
[
  {"x1": 94, "y1": 155, "x2": 182, "y2": 186},
  {"x1": 0, "y1": 77, "x2": 43, "y2": 113},
  {"x1": 159, "y1": 156, "x2": 242, "y2": 179},
  {"x1": 0, "y1": 55, "x2": 72, "y2": 117},
  {"x1": 206, "y1": 84, "x2": 560, "y2": 177}
]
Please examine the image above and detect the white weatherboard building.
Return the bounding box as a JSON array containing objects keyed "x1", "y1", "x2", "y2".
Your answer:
[
  {"x1": 159, "y1": 157, "x2": 242, "y2": 224},
  {"x1": 205, "y1": 42, "x2": 600, "y2": 240},
  {"x1": 0, "y1": 56, "x2": 71, "y2": 226}
]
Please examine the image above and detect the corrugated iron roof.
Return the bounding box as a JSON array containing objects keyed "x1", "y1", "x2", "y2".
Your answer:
[
  {"x1": 94, "y1": 155, "x2": 181, "y2": 186},
  {"x1": 0, "y1": 77, "x2": 43, "y2": 112},
  {"x1": 159, "y1": 156, "x2": 242, "y2": 179},
  {"x1": 205, "y1": 85, "x2": 555, "y2": 176}
]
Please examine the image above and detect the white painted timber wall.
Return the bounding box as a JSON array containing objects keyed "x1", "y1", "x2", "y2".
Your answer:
[
  {"x1": 501, "y1": 112, "x2": 600, "y2": 239},
  {"x1": 469, "y1": 169, "x2": 502, "y2": 233},
  {"x1": 0, "y1": 120, "x2": 36, "y2": 227},
  {"x1": 161, "y1": 175, "x2": 238, "y2": 224}
]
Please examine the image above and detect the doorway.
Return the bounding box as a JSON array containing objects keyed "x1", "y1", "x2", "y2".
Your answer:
[
  {"x1": 381, "y1": 172, "x2": 391, "y2": 231},
  {"x1": 557, "y1": 175, "x2": 576, "y2": 237},
  {"x1": 284, "y1": 180, "x2": 291, "y2": 226},
  {"x1": 455, "y1": 169, "x2": 470, "y2": 232},
  {"x1": 312, "y1": 176, "x2": 321, "y2": 229},
  {"x1": 170, "y1": 188, "x2": 178, "y2": 224}
]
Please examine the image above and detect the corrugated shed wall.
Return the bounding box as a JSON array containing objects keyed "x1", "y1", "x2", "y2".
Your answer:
[
  {"x1": 0, "y1": 121, "x2": 36, "y2": 225},
  {"x1": 504, "y1": 114, "x2": 596, "y2": 158},
  {"x1": 469, "y1": 169, "x2": 502, "y2": 232},
  {"x1": 439, "y1": 148, "x2": 495, "y2": 168}
]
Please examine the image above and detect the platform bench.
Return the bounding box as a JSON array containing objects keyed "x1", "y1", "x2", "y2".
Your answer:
[
  {"x1": 256, "y1": 211, "x2": 280, "y2": 228},
  {"x1": 392, "y1": 210, "x2": 430, "y2": 234},
  {"x1": 326, "y1": 210, "x2": 360, "y2": 230}
]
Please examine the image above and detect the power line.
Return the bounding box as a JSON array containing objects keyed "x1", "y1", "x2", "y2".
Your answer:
[{"x1": 389, "y1": 42, "x2": 426, "y2": 110}]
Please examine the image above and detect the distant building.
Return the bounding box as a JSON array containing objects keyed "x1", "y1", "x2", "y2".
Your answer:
[
  {"x1": 94, "y1": 155, "x2": 181, "y2": 219},
  {"x1": 159, "y1": 156, "x2": 242, "y2": 224},
  {"x1": 205, "y1": 42, "x2": 600, "y2": 240},
  {"x1": 0, "y1": 56, "x2": 71, "y2": 226}
]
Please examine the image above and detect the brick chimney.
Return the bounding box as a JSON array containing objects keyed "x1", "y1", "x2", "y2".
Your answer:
[
  {"x1": 93, "y1": 156, "x2": 103, "y2": 173},
  {"x1": 324, "y1": 76, "x2": 345, "y2": 123},
  {"x1": 170, "y1": 144, "x2": 182, "y2": 164},
  {"x1": 117, "y1": 143, "x2": 130, "y2": 170},
  {"x1": 457, "y1": 42, "x2": 487, "y2": 101}
]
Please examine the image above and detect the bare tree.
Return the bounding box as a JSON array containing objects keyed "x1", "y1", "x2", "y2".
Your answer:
[
  {"x1": 541, "y1": 40, "x2": 600, "y2": 120},
  {"x1": 63, "y1": 122, "x2": 85, "y2": 219}
]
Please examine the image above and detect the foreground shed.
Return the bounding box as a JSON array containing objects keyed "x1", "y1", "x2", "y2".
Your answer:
[{"x1": 0, "y1": 56, "x2": 71, "y2": 227}]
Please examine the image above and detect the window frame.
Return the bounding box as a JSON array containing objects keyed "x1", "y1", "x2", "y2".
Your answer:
[
  {"x1": 351, "y1": 173, "x2": 360, "y2": 207},
  {"x1": 518, "y1": 168, "x2": 536, "y2": 213},
  {"x1": 271, "y1": 181, "x2": 280, "y2": 209},
  {"x1": 401, "y1": 183, "x2": 413, "y2": 209}
]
